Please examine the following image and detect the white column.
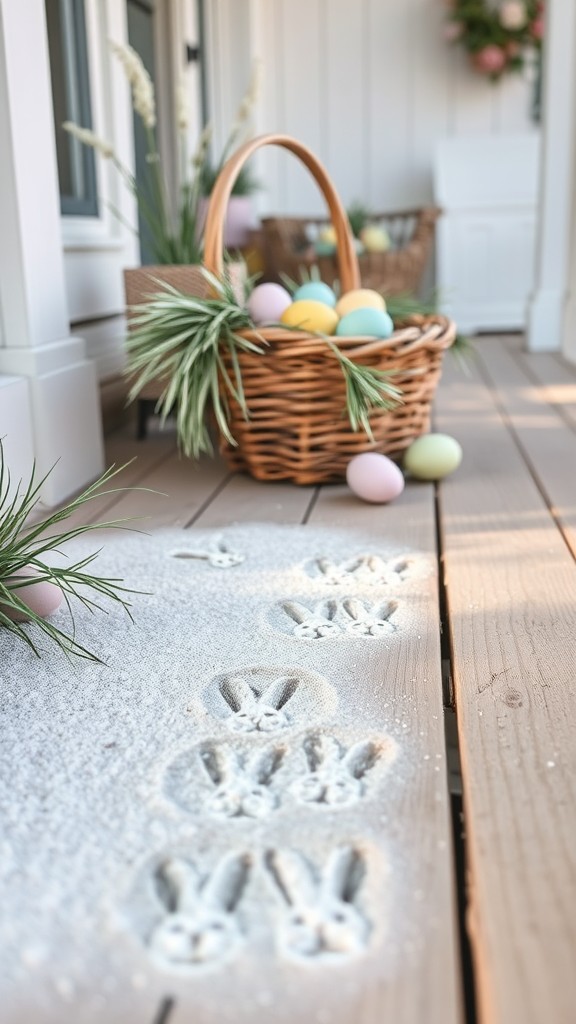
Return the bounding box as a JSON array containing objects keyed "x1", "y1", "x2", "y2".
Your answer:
[
  {"x1": 561, "y1": 27, "x2": 576, "y2": 361},
  {"x1": 526, "y1": 0, "x2": 576, "y2": 352},
  {"x1": 0, "y1": 0, "x2": 104, "y2": 505}
]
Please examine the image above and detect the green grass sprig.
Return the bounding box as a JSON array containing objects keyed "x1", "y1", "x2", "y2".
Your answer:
[
  {"x1": 327, "y1": 342, "x2": 403, "y2": 436},
  {"x1": 127, "y1": 271, "x2": 265, "y2": 458},
  {"x1": 0, "y1": 443, "x2": 149, "y2": 662}
]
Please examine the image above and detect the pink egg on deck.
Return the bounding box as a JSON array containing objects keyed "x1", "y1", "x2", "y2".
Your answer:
[
  {"x1": 3, "y1": 567, "x2": 63, "y2": 622},
  {"x1": 247, "y1": 283, "x2": 293, "y2": 325},
  {"x1": 346, "y1": 452, "x2": 405, "y2": 504}
]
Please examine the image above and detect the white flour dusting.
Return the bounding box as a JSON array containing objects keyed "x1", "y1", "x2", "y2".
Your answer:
[{"x1": 0, "y1": 525, "x2": 447, "y2": 1023}]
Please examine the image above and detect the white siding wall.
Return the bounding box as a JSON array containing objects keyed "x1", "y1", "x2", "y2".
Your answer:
[{"x1": 206, "y1": 0, "x2": 539, "y2": 216}]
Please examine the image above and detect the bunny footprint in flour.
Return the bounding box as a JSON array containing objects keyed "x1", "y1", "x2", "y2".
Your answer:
[
  {"x1": 291, "y1": 734, "x2": 381, "y2": 807},
  {"x1": 265, "y1": 846, "x2": 370, "y2": 960},
  {"x1": 280, "y1": 600, "x2": 342, "y2": 640},
  {"x1": 340, "y1": 598, "x2": 398, "y2": 637},
  {"x1": 171, "y1": 535, "x2": 244, "y2": 568},
  {"x1": 220, "y1": 674, "x2": 299, "y2": 733},
  {"x1": 309, "y1": 554, "x2": 414, "y2": 586},
  {"x1": 148, "y1": 853, "x2": 251, "y2": 970},
  {"x1": 200, "y1": 743, "x2": 285, "y2": 819}
]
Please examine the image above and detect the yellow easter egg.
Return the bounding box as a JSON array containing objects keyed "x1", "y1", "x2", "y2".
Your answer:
[
  {"x1": 336, "y1": 289, "x2": 386, "y2": 318},
  {"x1": 280, "y1": 300, "x2": 339, "y2": 335},
  {"x1": 359, "y1": 224, "x2": 391, "y2": 253},
  {"x1": 318, "y1": 225, "x2": 337, "y2": 246}
]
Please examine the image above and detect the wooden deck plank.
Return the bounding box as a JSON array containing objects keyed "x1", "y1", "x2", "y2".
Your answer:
[
  {"x1": 193, "y1": 473, "x2": 317, "y2": 526},
  {"x1": 90, "y1": 447, "x2": 231, "y2": 532},
  {"x1": 510, "y1": 339, "x2": 576, "y2": 432},
  {"x1": 53, "y1": 431, "x2": 178, "y2": 530},
  {"x1": 435, "y1": 356, "x2": 576, "y2": 1024},
  {"x1": 306, "y1": 484, "x2": 462, "y2": 1024},
  {"x1": 477, "y1": 337, "x2": 576, "y2": 559}
]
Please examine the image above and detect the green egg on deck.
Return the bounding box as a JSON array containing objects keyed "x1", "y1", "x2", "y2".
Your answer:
[
  {"x1": 404, "y1": 433, "x2": 463, "y2": 481},
  {"x1": 336, "y1": 307, "x2": 394, "y2": 338}
]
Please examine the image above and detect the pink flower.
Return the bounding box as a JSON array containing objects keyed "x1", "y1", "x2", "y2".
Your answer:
[
  {"x1": 443, "y1": 21, "x2": 463, "y2": 42},
  {"x1": 531, "y1": 16, "x2": 544, "y2": 40},
  {"x1": 471, "y1": 45, "x2": 507, "y2": 75}
]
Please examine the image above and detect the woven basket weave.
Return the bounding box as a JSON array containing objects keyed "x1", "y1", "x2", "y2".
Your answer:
[
  {"x1": 206, "y1": 135, "x2": 455, "y2": 485},
  {"x1": 261, "y1": 207, "x2": 439, "y2": 296}
]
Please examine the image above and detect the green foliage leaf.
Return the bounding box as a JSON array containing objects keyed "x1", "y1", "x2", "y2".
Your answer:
[{"x1": 0, "y1": 442, "x2": 151, "y2": 662}]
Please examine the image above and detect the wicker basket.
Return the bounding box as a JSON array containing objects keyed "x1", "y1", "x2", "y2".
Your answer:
[
  {"x1": 205, "y1": 135, "x2": 456, "y2": 485},
  {"x1": 261, "y1": 207, "x2": 440, "y2": 295}
]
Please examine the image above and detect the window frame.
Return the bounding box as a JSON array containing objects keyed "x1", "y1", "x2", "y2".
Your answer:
[{"x1": 48, "y1": 0, "x2": 99, "y2": 217}]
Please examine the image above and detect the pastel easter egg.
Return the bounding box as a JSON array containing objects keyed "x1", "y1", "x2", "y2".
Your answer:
[
  {"x1": 336, "y1": 307, "x2": 394, "y2": 339},
  {"x1": 336, "y1": 289, "x2": 386, "y2": 317},
  {"x1": 404, "y1": 433, "x2": 463, "y2": 481},
  {"x1": 314, "y1": 240, "x2": 337, "y2": 257},
  {"x1": 247, "y1": 283, "x2": 292, "y2": 325},
  {"x1": 318, "y1": 225, "x2": 337, "y2": 246},
  {"x1": 360, "y1": 224, "x2": 391, "y2": 253},
  {"x1": 293, "y1": 281, "x2": 337, "y2": 307},
  {"x1": 280, "y1": 300, "x2": 339, "y2": 335},
  {"x1": 346, "y1": 452, "x2": 405, "y2": 504},
  {"x1": 2, "y1": 567, "x2": 63, "y2": 622}
]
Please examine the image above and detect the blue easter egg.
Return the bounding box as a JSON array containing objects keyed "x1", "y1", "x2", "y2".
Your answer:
[
  {"x1": 336, "y1": 307, "x2": 394, "y2": 338},
  {"x1": 293, "y1": 281, "x2": 337, "y2": 307},
  {"x1": 314, "y1": 240, "x2": 337, "y2": 256}
]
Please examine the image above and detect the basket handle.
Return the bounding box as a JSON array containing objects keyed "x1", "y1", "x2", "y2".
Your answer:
[{"x1": 203, "y1": 133, "x2": 361, "y2": 293}]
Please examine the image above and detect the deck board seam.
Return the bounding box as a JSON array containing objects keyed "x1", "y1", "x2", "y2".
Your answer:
[
  {"x1": 184, "y1": 471, "x2": 235, "y2": 528},
  {"x1": 475, "y1": 348, "x2": 576, "y2": 566},
  {"x1": 84, "y1": 444, "x2": 179, "y2": 525},
  {"x1": 301, "y1": 485, "x2": 321, "y2": 524}
]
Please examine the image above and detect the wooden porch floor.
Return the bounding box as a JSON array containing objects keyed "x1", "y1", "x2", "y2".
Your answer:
[{"x1": 59, "y1": 336, "x2": 576, "y2": 1023}]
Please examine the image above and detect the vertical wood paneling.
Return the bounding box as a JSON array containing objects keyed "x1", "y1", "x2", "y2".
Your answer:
[
  {"x1": 209, "y1": 0, "x2": 536, "y2": 216},
  {"x1": 279, "y1": 0, "x2": 325, "y2": 213},
  {"x1": 366, "y1": 0, "x2": 413, "y2": 209},
  {"x1": 323, "y1": 0, "x2": 366, "y2": 207},
  {"x1": 409, "y1": 0, "x2": 454, "y2": 204}
]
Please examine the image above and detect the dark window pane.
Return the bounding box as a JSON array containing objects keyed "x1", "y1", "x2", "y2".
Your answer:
[{"x1": 46, "y1": 0, "x2": 98, "y2": 216}]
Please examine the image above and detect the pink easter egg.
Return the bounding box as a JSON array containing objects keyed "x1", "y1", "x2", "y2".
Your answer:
[
  {"x1": 247, "y1": 283, "x2": 293, "y2": 325},
  {"x1": 3, "y1": 567, "x2": 63, "y2": 621},
  {"x1": 346, "y1": 452, "x2": 405, "y2": 504}
]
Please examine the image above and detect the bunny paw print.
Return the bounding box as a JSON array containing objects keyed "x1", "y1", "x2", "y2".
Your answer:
[
  {"x1": 312, "y1": 555, "x2": 389, "y2": 586},
  {"x1": 291, "y1": 734, "x2": 380, "y2": 807},
  {"x1": 341, "y1": 598, "x2": 398, "y2": 637},
  {"x1": 171, "y1": 536, "x2": 244, "y2": 568},
  {"x1": 281, "y1": 600, "x2": 342, "y2": 640},
  {"x1": 200, "y1": 743, "x2": 284, "y2": 819},
  {"x1": 265, "y1": 846, "x2": 370, "y2": 960},
  {"x1": 148, "y1": 853, "x2": 251, "y2": 970},
  {"x1": 220, "y1": 675, "x2": 299, "y2": 733}
]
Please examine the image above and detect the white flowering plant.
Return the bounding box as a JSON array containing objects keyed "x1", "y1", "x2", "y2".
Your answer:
[{"x1": 64, "y1": 43, "x2": 262, "y2": 264}]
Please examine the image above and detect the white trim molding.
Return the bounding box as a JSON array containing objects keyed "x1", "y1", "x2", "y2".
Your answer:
[
  {"x1": 0, "y1": 0, "x2": 104, "y2": 506},
  {"x1": 527, "y1": 0, "x2": 576, "y2": 353}
]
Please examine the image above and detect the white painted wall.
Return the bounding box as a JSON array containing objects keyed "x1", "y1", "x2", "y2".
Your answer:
[{"x1": 206, "y1": 0, "x2": 539, "y2": 217}]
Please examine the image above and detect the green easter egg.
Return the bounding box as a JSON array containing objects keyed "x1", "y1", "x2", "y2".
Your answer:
[
  {"x1": 293, "y1": 281, "x2": 337, "y2": 307},
  {"x1": 404, "y1": 434, "x2": 463, "y2": 481},
  {"x1": 336, "y1": 307, "x2": 394, "y2": 338}
]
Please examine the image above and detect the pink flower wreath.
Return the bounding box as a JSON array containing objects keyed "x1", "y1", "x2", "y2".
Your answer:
[{"x1": 444, "y1": 1, "x2": 544, "y2": 81}]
